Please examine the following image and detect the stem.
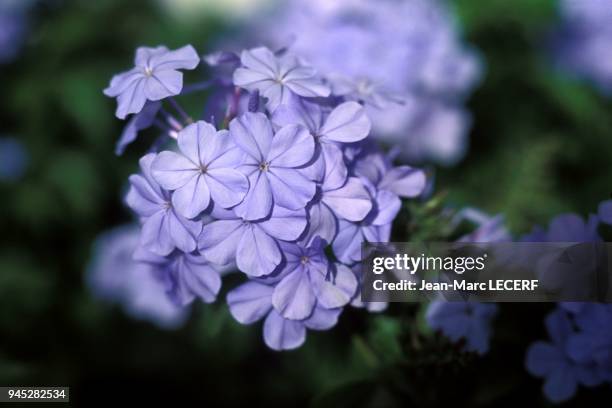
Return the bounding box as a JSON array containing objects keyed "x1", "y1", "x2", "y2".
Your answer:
[
  {"x1": 160, "y1": 107, "x2": 183, "y2": 131},
  {"x1": 182, "y1": 79, "x2": 215, "y2": 95},
  {"x1": 168, "y1": 97, "x2": 193, "y2": 125}
]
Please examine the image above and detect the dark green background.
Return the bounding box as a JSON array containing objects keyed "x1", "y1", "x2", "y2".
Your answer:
[{"x1": 1, "y1": 0, "x2": 611, "y2": 406}]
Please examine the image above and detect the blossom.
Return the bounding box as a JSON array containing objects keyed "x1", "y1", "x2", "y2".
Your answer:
[
  {"x1": 104, "y1": 45, "x2": 200, "y2": 119},
  {"x1": 87, "y1": 225, "x2": 188, "y2": 329},
  {"x1": 272, "y1": 97, "x2": 371, "y2": 187},
  {"x1": 233, "y1": 47, "x2": 330, "y2": 111},
  {"x1": 426, "y1": 302, "x2": 498, "y2": 355},
  {"x1": 198, "y1": 205, "x2": 307, "y2": 277},
  {"x1": 126, "y1": 153, "x2": 202, "y2": 255},
  {"x1": 454, "y1": 209, "x2": 511, "y2": 242},
  {"x1": 133, "y1": 246, "x2": 222, "y2": 306},
  {"x1": 526, "y1": 307, "x2": 608, "y2": 403},
  {"x1": 272, "y1": 238, "x2": 357, "y2": 320},
  {"x1": 227, "y1": 280, "x2": 342, "y2": 351},
  {"x1": 151, "y1": 121, "x2": 249, "y2": 218},
  {"x1": 0, "y1": 4, "x2": 28, "y2": 65},
  {"x1": 229, "y1": 112, "x2": 317, "y2": 220},
  {"x1": 332, "y1": 145, "x2": 426, "y2": 263}
]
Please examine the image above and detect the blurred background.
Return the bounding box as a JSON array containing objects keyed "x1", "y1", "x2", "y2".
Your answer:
[{"x1": 1, "y1": 0, "x2": 611, "y2": 406}]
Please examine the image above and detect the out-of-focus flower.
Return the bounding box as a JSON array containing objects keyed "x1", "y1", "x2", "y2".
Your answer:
[
  {"x1": 552, "y1": 0, "x2": 612, "y2": 94},
  {"x1": 87, "y1": 226, "x2": 188, "y2": 329},
  {"x1": 0, "y1": 137, "x2": 28, "y2": 182},
  {"x1": 152, "y1": 121, "x2": 249, "y2": 219},
  {"x1": 104, "y1": 45, "x2": 200, "y2": 119},
  {"x1": 426, "y1": 302, "x2": 498, "y2": 355},
  {"x1": 526, "y1": 306, "x2": 611, "y2": 403},
  {"x1": 227, "y1": 280, "x2": 342, "y2": 351},
  {"x1": 0, "y1": 0, "x2": 35, "y2": 64},
  {"x1": 455, "y1": 208, "x2": 511, "y2": 242},
  {"x1": 257, "y1": 0, "x2": 481, "y2": 165},
  {"x1": 126, "y1": 153, "x2": 202, "y2": 255},
  {"x1": 233, "y1": 47, "x2": 330, "y2": 111}
]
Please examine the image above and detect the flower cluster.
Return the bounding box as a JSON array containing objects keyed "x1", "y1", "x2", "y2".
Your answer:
[
  {"x1": 552, "y1": 0, "x2": 612, "y2": 94},
  {"x1": 0, "y1": 0, "x2": 32, "y2": 64},
  {"x1": 104, "y1": 44, "x2": 426, "y2": 349},
  {"x1": 522, "y1": 200, "x2": 612, "y2": 402},
  {"x1": 255, "y1": 0, "x2": 481, "y2": 165},
  {"x1": 526, "y1": 304, "x2": 612, "y2": 403}
]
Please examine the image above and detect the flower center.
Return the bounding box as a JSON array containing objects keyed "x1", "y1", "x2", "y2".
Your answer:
[
  {"x1": 198, "y1": 163, "x2": 208, "y2": 174},
  {"x1": 259, "y1": 161, "x2": 270, "y2": 172},
  {"x1": 144, "y1": 66, "x2": 154, "y2": 77},
  {"x1": 300, "y1": 256, "x2": 310, "y2": 265}
]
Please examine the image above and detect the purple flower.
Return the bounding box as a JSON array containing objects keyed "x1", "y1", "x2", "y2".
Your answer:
[
  {"x1": 104, "y1": 45, "x2": 200, "y2": 119},
  {"x1": 151, "y1": 121, "x2": 249, "y2": 219},
  {"x1": 302, "y1": 176, "x2": 372, "y2": 246},
  {"x1": 87, "y1": 225, "x2": 188, "y2": 329},
  {"x1": 272, "y1": 97, "x2": 371, "y2": 187},
  {"x1": 126, "y1": 153, "x2": 202, "y2": 255},
  {"x1": 198, "y1": 205, "x2": 307, "y2": 277},
  {"x1": 227, "y1": 280, "x2": 342, "y2": 351},
  {"x1": 332, "y1": 146, "x2": 426, "y2": 263},
  {"x1": 426, "y1": 301, "x2": 498, "y2": 355},
  {"x1": 229, "y1": 112, "x2": 317, "y2": 220},
  {"x1": 272, "y1": 238, "x2": 357, "y2": 319},
  {"x1": 115, "y1": 101, "x2": 161, "y2": 155},
  {"x1": 133, "y1": 247, "x2": 222, "y2": 306},
  {"x1": 598, "y1": 199, "x2": 612, "y2": 225},
  {"x1": 233, "y1": 47, "x2": 330, "y2": 111},
  {"x1": 526, "y1": 307, "x2": 607, "y2": 403}
]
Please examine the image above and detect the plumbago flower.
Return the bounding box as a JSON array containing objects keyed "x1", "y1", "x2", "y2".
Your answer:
[
  {"x1": 151, "y1": 121, "x2": 249, "y2": 219},
  {"x1": 103, "y1": 42, "x2": 427, "y2": 350},
  {"x1": 233, "y1": 47, "x2": 330, "y2": 111},
  {"x1": 104, "y1": 45, "x2": 200, "y2": 119}
]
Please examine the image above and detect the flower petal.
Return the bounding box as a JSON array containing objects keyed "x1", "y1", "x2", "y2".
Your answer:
[
  {"x1": 151, "y1": 151, "x2": 198, "y2": 190},
  {"x1": 267, "y1": 167, "x2": 316, "y2": 210},
  {"x1": 236, "y1": 226, "x2": 282, "y2": 276},
  {"x1": 320, "y1": 101, "x2": 371, "y2": 143},
  {"x1": 310, "y1": 263, "x2": 357, "y2": 309},
  {"x1": 268, "y1": 124, "x2": 315, "y2": 168},
  {"x1": 257, "y1": 206, "x2": 308, "y2": 241},
  {"x1": 171, "y1": 174, "x2": 211, "y2": 219},
  {"x1": 227, "y1": 281, "x2": 273, "y2": 324},
  {"x1": 229, "y1": 112, "x2": 273, "y2": 161},
  {"x1": 379, "y1": 166, "x2": 427, "y2": 198},
  {"x1": 323, "y1": 177, "x2": 372, "y2": 222},
  {"x1": 206, "y1": 168, "x2": 249, "y2": 208},
  {"x1": 273, "y1": 267, "x2": 316, "y2": 320},
  {"x1": 234, "y1": 170, "x2": 273, "y2": 221},
  {"x1": 263, "y1": 309, "x2": 306, "y2": 351},
  {"x1": 145, "y1": 69, "x2": 183, "y2": 100},
  {"x1": 198, "y1": 219, "x2": 243, "y2": 265}
]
